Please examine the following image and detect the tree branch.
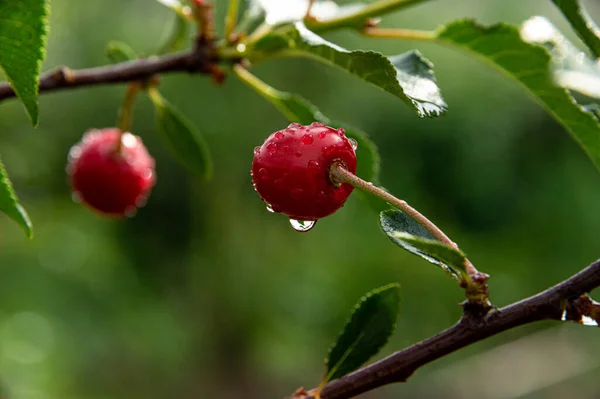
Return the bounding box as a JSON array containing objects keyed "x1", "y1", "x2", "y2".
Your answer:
[
  {"x1": 309, "y1": 258, "x2": 600, "y2": 399},
  {"x1": 0, "y1": 40, "x2": 222, "y2": 102}
]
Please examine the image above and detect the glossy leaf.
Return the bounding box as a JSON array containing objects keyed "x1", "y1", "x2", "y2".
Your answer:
[
  {"x1": 105, "y1": 41, "x2": 138, "y2": 63},
  {"x1": 551, "y1": 0, "x2": 600, "y2": 58},
  {"x1": 380, "y1": 209, "x2": 467, "y2": 278},
  {"x1": 0, "y1": 0, "x2": 50, "y2": 126},
  {"x1": 324, "y1": 284, "x2": 400, "y2": 382},
  {"x1": 437, "y1": 20, "x2": 600, "y2": 172},
  {"x1": 0, "y1": 157, "x2": 32, "y2": 238},
  {"x1": 253, "y1": 22, "x2": 447, "y2": 117},
  {"x1": 251, "y1": 0, "x2": 364, "y2": 25},
  {"x1": 521, "y1": 16, "x2": 600, "y2": 100},
  {"x1": 148, "y1": 89, "x2": 212, "y2": 179}
]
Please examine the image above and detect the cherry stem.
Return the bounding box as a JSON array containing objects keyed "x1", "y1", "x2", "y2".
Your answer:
[
  {"x1": 225, "y1": 0, "x2": 240, "y2": 42},
  {"x1": 116, "y1": 82, "x2": 141, "y2": 154},
  {"x1": 329, "y1": 163, "x2": 479, "y2": 278}
]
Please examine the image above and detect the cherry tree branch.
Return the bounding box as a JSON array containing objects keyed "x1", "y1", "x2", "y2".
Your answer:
[
  {"x1": 0, "y1": 40, "x2": 226, "y2": 102},
  {"x1": 308, "y1": 258, "x2": 600, "y2": 399}
]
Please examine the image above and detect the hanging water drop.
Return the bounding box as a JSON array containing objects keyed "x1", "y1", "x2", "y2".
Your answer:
[
  {"x1": 266, "y1": 204, "x2": 275, "y2": 213},
  {"x1": 289, "y1": 219, "x2": 316, "y2": 232},
  {"x1": 71, "y1": 191, "x2": 82, "y2": 203},
  {"x1": 581, "y1": 315, "x2": 599, "y2": 326},
  {"x1": 124, "y1": 206, "x2": 138, "y2": 218},
  {"x1": 348, "y1": 138, "x2": 358, "y2": 151}
]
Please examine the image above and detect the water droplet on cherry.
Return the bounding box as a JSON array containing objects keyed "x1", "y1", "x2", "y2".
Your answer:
[{"x1": 289, "y1": 219, "x2": 316, "y2": 232}]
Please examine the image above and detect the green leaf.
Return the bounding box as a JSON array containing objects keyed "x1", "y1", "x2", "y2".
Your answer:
[
  {"x1": 105, "y1": 41, "x2": 138, "y2": 64},
  {"x1": 253, "y1": 22, "x2": 447, "y2": 117},
  {"x1": 158, "y1": 12, "x2": 189, "y2": 54},
  {"x1": 551, "y1": 0, "x2": 600, "y2": 59},
  {"x1": 380, "y1": 209, "x2": 466, "y2": 278},
  {"x1": 0, "y1": 0, "x2": 50, "y2": 126},
  {"x1": 0, "y1": 157, "x2": 32, "y2": 238},
  {"x1": 521, "y1": 16, "x2": 600, "y2": 100},
  {"x1": 251, "y1": 0, "x2": 365, "y2": 25},
  {"x1": 324, "y1": 284, "x2": 400, "y2": 382},
  {"x1": 148, "y1": 89, "x2": 212, "y2": 179},
  {"x1": 436, "y1": 20, "x2": 600, "y2": 172}
]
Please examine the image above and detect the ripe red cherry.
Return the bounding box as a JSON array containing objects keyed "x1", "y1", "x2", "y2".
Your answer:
[
  {"x1": 67, "y1": 128, "x2": 156, "y2": 216},
  {"x1": 251, "y1": 122, "x2": 357, "y2": 228}
]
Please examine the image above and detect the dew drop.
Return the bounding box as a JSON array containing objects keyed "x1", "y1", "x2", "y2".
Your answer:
[
  {"x1": 253, "y1": 146, "x2": 261, "y2": 156},
  {"x1": 289, "y1": 219, "x2": 316, "y2": 232},
  {"x1": 275, "y1": 132, "x2": 284, "y2": 139},
  {"x1": 274, "y1": 178, "x2": 284, "y2": 188},
  {"x1": 301, "y1": 134, "x2": 314, "y2": 145},
  {"x1": 316, "y1": 191, "x2": 327, "y2": 201},
  {"x1": 288, "y1": 122, "x2": 302, "y2": 129},
  {"x1": 68, "y1": 146, "x2": 82, "y2": 161},
  {"x1": 295, "y1": 150, "x2": 302, "y2": 157},
  {"x1": 71, "y1": 191, "x2": 82, "y2": 203},
  {"x1": 348, "y1": 138, "x2": 358, "y2": 151},
  {"x1": 135, "y1": 196, "x2": 148, "y2": 208},
  {"x1": 124, "y1": 206, "x2": 138, "y2": 218},
  {"x1": 283, "y1": 146, "x2": 290, "y2": 153},
  {"x1": 318, "y1": 132, "x2": 326, "y2": 139},
  {"x1": 309, "y1": 122, "x2": 325, "y2": 128},
  {"x1": 290, "y1": 188, "x2": 304, "y2": 199},
  {"x1": 267, "y1": 143, "x2": 278, "y2": 154},
  {"x1": 259, "y1": 168, "x2": 269, "y2": 180},
  {"x1": 142, "y1": 169, "x2": 154, "y2": 180},
  {"x1": 121, "y1": 132, "x2": 137, "y2": 148},
  {"x1": 337, "y1": 128, "x2": 346, "y2": 137},
  {"x1": 307, "y1": 160, "x2": 320, "y2": 173},
  {"x1": 266, "y1": 204, "x2": 275, "y2": 213},
  {"x1": 581, "y1": 315, "x2": 599, "y2": 326}
]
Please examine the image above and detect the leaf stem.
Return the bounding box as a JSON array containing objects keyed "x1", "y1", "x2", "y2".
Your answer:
[
  {"x1": 224, "y1": 0, "x2": 240, "y2": 42},
  {"x1": 116, "y1": 82, "x2": 141, "y2": 153},
  {"x1": 329, "y1": 163, "x2": 478, "y2": 277},
  {"x1": 307, "y1": 0, "x2": 434, "y2": 32},
  {"x1": 243, "y1": 22, "x2": 273, "y2": 46},
  {"x1": 363, "y1": 27, "x2": 436, "y2": 40},
  {"x1": 552, "y1": 0, "x2": 600, "y2": 59},
  {"x1": 232, "y1": 64, "x2": 281, "y2": 99}
]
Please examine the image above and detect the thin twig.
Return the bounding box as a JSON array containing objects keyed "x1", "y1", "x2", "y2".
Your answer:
[
  {"x1": 0, "y1": 45, "x2": 218, "y2": 103},
  {"x1": 307, "y1": 258, "x2": 600, "y2": 399}
]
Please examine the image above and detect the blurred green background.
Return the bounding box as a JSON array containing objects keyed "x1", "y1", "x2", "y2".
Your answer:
[{"x1": 0, "y1": 0, "x2": 600, "y2": 398}]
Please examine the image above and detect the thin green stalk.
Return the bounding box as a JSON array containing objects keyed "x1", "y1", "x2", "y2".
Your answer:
[
  {"x1": 116, "y1": 82, "x2": 141, "y2": 153},
  {"x1": 363, "y1": 27, "x2": 436, "y2": 40},
  {"x1": 225, "y1": 0, "x2": 240, "y2": 41},
  {"x1": 307, "y1": 0, "x2": 434, "y2": 33}
]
